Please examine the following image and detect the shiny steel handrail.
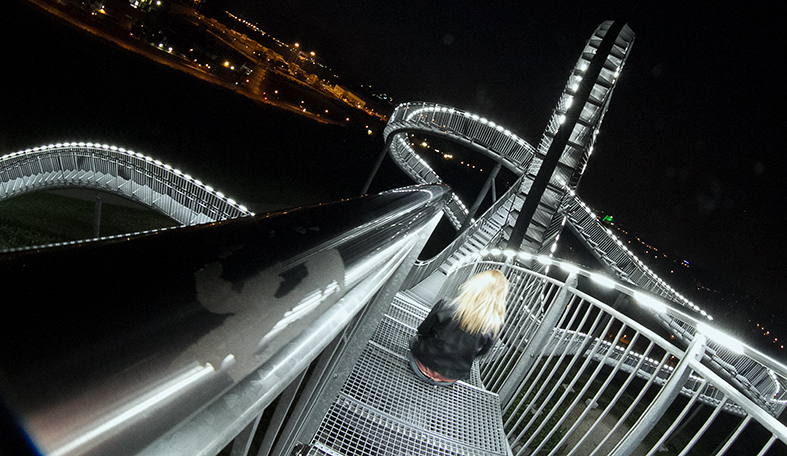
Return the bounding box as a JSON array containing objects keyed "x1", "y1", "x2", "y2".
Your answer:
[{"x1": 0, "y1": 184, "x2": 450, "y2": 456}]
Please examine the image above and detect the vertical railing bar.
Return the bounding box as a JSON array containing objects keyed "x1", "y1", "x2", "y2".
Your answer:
[
  {"x1": 229, "y1": 412, "x2": 263, "y2": 456},
  {"x1": 499, "y1": 276, "x2": 551, "y2": 381},
  {"x1": 754, "y1": 435, "x2": 777, "y2": 456},
  {"x1": 562, "y1": 336, "x2": 656, "y2": 456},
  {"x1": 510, "y1": 298, "x2": 609, "y2": 449},
  {"x1": 504, "y1": 291, "x2": 588, "y2": 435},
  {"x1": 530, "y1": 319, "x2": 631, "y2": 456},
  {"x1": 483, "y1": 271, "x2": 537, "y2": 385},
  {"x1": 610, "y1": 334, "x2": 707, "y2": 456},
  {"x1": 485, "y1": 275, "x2": 547, "y2": 390},
  {"x1": 643, "y1": 378, "x2": 708, "y2": 456},
  {"x1": 675, "y1": 396, "x2": 730, "y2": 456},
  {"x1": 254, "y1": 369, "x2": 309, "y2": 456},
  {"x1": 481, "y1": 271, "x2": 527, "y2": 377},
  {"x1": 500, "y1": 273, "x2": 579, "y2": 406},
  {"x1": 714, "y1": 415, "x2": 752, "y2": 456},
  {"x1": 504, "y1": 291, "x2": 579, "y2": 435}
]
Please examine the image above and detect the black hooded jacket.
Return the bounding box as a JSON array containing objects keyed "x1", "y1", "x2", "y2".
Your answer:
[{"x1": 409, "y1": 300, "x2": 495, "y2": 380}]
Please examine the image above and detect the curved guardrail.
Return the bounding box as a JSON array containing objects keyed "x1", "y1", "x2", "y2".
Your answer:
[
  {"x1": 438, "y1": 252, "x2": 787, "y2": 421},
  {"x1": 431, "y1": 253, "x2": 786, "y2": 454},
  {"x1": 383, "y1": 20, "x2": 784, "y2": 423},
  {"x1": 558, "y1": 192, "x2": 787, "y2": 418},
  {"x1": 0, "y1": 142, "x2": 254, "y2": 226},
  {"x1": 0, "y1": 184, "x2": 450, "y2": 456},
  {"x1": 383, "y1": 101, "x2": 536, "y2": 230}
]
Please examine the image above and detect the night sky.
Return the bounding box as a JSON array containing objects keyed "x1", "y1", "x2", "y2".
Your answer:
[
  {"x1": 205, "y1": 1, "x2": 786, "y2": 317},
  {"x1": 1, "y1": 1, "x2": 784, "y2": 325}
]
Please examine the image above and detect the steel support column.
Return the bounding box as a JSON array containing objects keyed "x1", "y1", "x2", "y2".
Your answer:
[
  {"x1": 93, "y1": 192, "x2": 102, "y2": 238},
  {"x1": 461, "y1": 162, "x2": 502, "y2": 232},
  {"x1": 360, "y1": 135, "x2": 395, "y2": 195}
]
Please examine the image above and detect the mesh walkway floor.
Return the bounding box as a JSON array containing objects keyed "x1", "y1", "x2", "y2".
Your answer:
[{"x1": 306, "y1": 293, "x2": 511, "y2": 456}]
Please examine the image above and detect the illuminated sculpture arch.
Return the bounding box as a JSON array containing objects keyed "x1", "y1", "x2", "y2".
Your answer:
[
  {"x1": 384, "y1": 22, "x2": 783, "y2": 415},
  {"x1": 0, "y1": 142, "x2": 254, "y2": 226},
  {"x1": 383, "y1": 102, "x2": 536, "y2": 229},
  {"x1": 386, "y1": 21, "x2": 637, "y2": 255},
  {"x1": 389, "y1": 23, "x2": 716, "y2": 324}
]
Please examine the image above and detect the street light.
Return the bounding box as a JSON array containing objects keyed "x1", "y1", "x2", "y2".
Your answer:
[{"x1": 287, "y1": 43, "x2": 300, "y2": 64}]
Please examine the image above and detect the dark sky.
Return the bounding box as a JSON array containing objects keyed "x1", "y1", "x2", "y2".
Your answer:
[{"x1": 208, "y1": 1, "x2": 786, "y2": 313}]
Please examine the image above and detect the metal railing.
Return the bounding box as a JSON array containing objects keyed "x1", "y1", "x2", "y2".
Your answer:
[
  {"x1": 384, "y1": 102, "x2": 537, "y2": 174},
  {"x1": 432, "y1": 252, "x2": 787, "y2": 455},
  {"x1": 0, "y1": 142, "x2": 253, "y2": 225},
  {"x1": 562, "y1": 193, "x2": 787, "y2": 418},
  {"x1": 0, "y1": 184, "x2": 450, "y2": 456}
]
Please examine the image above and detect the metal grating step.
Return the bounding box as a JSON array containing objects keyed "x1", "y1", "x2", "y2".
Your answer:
[
  {"x1": 393, "y1": 293, "x2": 431, "y2": 314},
  {"x1": 305, "y1": 292, "x2": 509, "y2": 456},
  {"x1": 310, "y1": 395, "x2": 503, "y2": 456},
  {"x1": 387, "y1": 301, "x2": 428, "y2": 327},
  {"x1": 397, "y1": 290, "x2": 432, "y2": 310},
  {"x1": 371, "y1": 316, "x2": 417, "y2": 359},
  {"x1": 344, "y1": 340, "x2": 502, "y2": 444}
]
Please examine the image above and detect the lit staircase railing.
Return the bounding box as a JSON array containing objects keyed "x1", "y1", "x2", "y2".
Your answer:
[
  {"x1": 0, "y1": 142, "x2": 253, "y2": 225},
  {"x1": 433, "y1": 252, "x2": 787, "y2": 455},
  {"x1": 562, "y1": 193, "x2": 787, "y2": 418}
]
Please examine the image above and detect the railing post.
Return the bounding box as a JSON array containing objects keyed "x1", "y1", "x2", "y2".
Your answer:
[
  {"x1": 360, "y1": 135, "x2": 394, "y2": 195},
  {"x1": 93, "y1": 192, "x2": 102, "y2": 238},
  {"x1": 610, "y1": 334, "x2": 707, "y2": 456},
  {"x1": 498, "y1": 272, "x2": 577, "y2": 406},
  {"x1": 460, "y1": 162, "x2": 502, "y2": 232}
]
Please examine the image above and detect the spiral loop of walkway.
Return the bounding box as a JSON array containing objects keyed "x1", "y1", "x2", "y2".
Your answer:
[
  {"x1": 0, "y1": 142, "x2": 254, "y2": 226},
  {"x1": 393, "y1": 20, "x2": 637, "y2": 294},
  {"x1": 381, "y1": 20, "x2": 786, "y2": 422},
  {"x1": 3, "y1": 18, "x2": 786, "y2": 456},
  {"x1": 383, "y1": 21, "x2": 635, "y2": 256},
  {"x1": 383, "y1": 102, "x2": 537, "y2": 230}
]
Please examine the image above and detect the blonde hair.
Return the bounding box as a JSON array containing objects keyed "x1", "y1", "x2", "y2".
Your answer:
[{"x1": 451, "y1": 270, "x2": 508, "y2": 336}]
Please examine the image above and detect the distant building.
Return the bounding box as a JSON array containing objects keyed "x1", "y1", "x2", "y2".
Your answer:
[{"x1": 326, "y1": 85, "x2": 365, "y2": 109}]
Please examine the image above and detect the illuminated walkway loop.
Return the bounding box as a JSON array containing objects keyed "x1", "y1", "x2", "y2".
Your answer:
[
  {"x1": 0, "y1": 142, "x2": 253, "y2": 226},
  {"x1": 1, "y1": 20, "x2": 785, "y2": 456}
]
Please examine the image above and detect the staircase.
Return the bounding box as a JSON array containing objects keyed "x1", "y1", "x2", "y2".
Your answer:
[{"x1": 303, "y1": 292, "x2": 511, "y2": 456}]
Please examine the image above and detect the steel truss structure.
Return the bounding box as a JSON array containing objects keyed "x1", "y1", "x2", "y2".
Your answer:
[{"x1": 1, "y1": 19, "x2": 785, "y2": 456}]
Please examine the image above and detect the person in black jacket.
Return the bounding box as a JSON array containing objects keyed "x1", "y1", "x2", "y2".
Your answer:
[{"x1": 408, "y1": 269, "x2": 508, "y2": 386}]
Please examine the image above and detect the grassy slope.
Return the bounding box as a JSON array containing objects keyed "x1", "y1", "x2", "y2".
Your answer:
[{"x1": 0, "y1": 192, "x2": 178, "y2": 250}]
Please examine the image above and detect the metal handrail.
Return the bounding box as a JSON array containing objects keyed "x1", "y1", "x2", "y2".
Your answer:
[
  {"x1": 437, "y1": 253, "x2": 786, "y2": 454},
  {"x1": 561, "y1": 194, "x2": 787, "y2": 417},
  {"x1": 0, "y1": 142, "x2": 253, "y2": 225},
  {"x1": 0, "y1": 184, "x2": 450, "y2": 456}
]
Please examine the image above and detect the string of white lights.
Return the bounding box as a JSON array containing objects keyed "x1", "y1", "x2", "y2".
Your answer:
[{"x1": 1, "y1": 142, "x2": 254, "y2": 217}]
